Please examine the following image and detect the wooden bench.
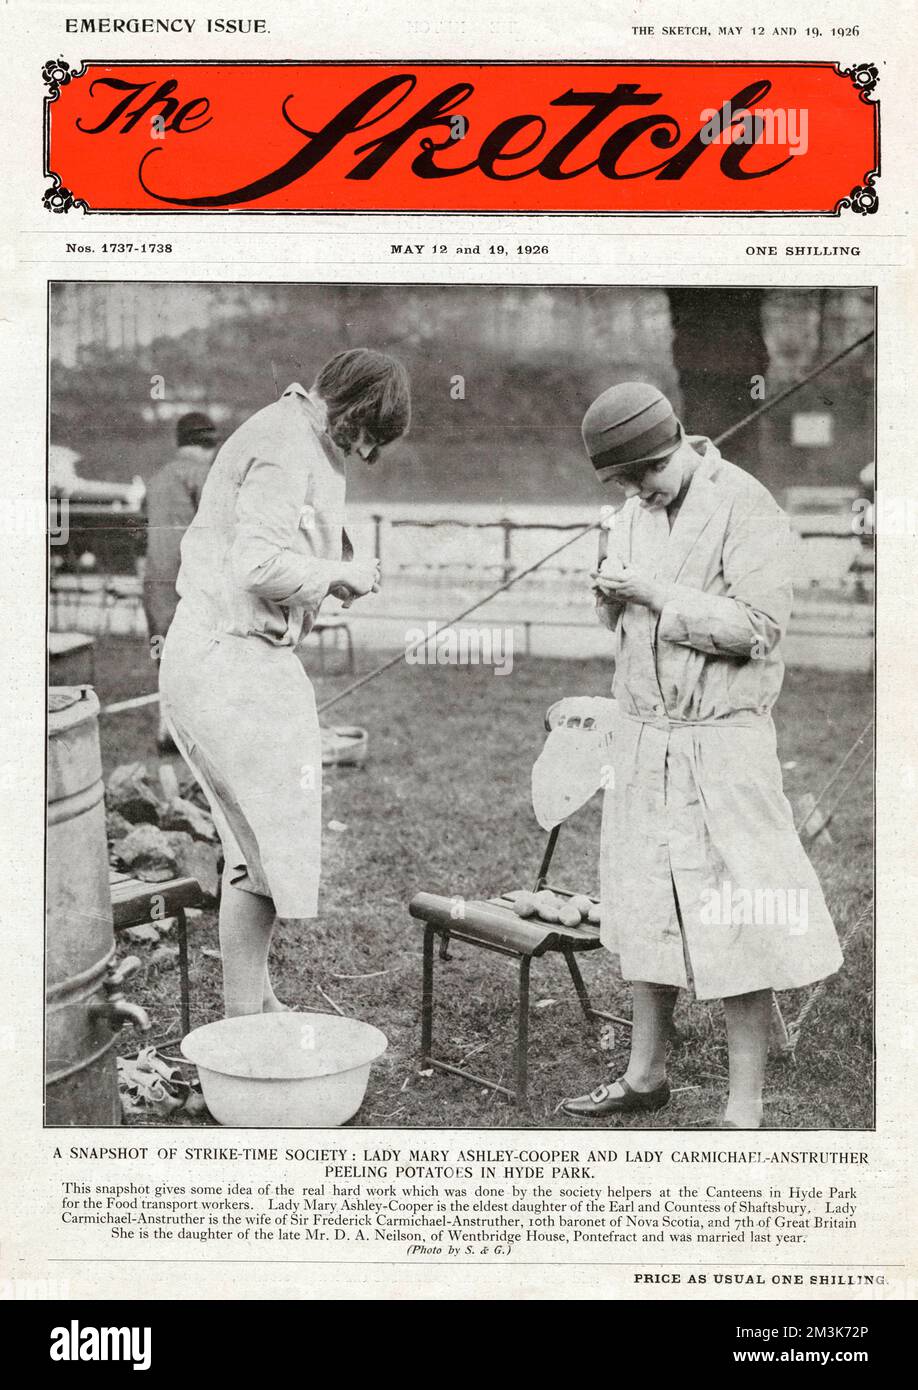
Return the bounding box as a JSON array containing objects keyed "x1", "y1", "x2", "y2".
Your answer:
[
  {"x1": 408, "y1": 805, "x2": 634, "y2": 1106},
  {"x1": 410, "y1": 887, "x2": 623, "y2": 1106},
  {"x1": 409, "y1": 699, "x2": 635, "y2": 1106},
  {"x1": 110, "y1": 872, "x2": 204, "y2": 1036}
]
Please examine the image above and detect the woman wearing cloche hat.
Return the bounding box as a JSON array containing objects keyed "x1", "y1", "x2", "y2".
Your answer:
[{"x1": 562, "y1": 382, "x2": 842, "y2": 1129}]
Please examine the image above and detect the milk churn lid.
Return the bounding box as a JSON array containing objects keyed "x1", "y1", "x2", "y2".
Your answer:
[
  {"x1": 48, "y1": 687, "x2": 87, "y2": 713},
  {"x1": 48, "y1": 686, "x2": 100, "y2": 732}
]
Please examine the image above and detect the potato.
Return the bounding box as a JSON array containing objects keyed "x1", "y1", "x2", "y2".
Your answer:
[
  {"x1": 587, "y1": 903, "x2": 602, "y2": 925},
  {"x1": 599, "y1": 556, "x2": 627, "y2": 581},
  {"x1": 532, "y1": 889, "x2": 564, "y2": 923},
  {"x1": 510, "y1": 891, "x2": 537, "y2": 918},
  {"x1": 558, "y1": 903, "x2": 583, "y2": 928},
  {"x1": 569, "y1": 894, "x2": 593, "y2": 917}
]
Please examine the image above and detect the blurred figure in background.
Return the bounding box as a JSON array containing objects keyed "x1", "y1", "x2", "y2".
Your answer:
[{"x1": 143, "y1": 412, "x2": 218, "y2": 751}]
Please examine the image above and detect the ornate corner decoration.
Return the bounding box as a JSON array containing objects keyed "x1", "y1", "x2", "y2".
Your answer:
[
  {"x1": 42, "y1": 174, "x2": 88, "y2": 215},
  {"x1": 42, "y1": 58, "x2": 77, "y2": 100},
  {"x1": 43, "y1": 59, "x2": 91, "y2": 212},
  {"x1": 835, "y1": 62, "x2": 880, "y2": 102},
  {"x1": 830, "y1": 63, "x2": 879, "y2": 215},
  {"x1": 834, "y1": 172, "x2": 879, "y2": 216}
]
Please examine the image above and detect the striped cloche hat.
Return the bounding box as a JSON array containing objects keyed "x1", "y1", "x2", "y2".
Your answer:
[{"x1": 582, "y1": 382, "x2": 683, "y2": 483}]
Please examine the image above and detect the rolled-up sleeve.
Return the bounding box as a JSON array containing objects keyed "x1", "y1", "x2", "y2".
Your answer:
[
  {"x1": 657, "y1": 499, "x2": 794, "y2": 660},
  {"x1": 231, "y1": 451, "x2": 338, "y2": 607}
]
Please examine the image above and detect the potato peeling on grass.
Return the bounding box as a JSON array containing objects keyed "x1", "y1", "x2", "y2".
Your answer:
[
  {"x1": 118, "y1": 1047, "x2": 188, "y2": 1119},
  {"x1": 183, "y1": 1090, "x2": 208, "y2": 1118}
]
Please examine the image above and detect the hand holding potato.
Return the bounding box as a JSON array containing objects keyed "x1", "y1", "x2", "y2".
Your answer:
[
  {"x1": 599, "y1": 555, "x2": 628, "y2": 581},
  {"x1": 592, "y1": 559, "x2": 670, "y2": 612},
  {"x1": 330, "y1": 557, "x2": 381, "y2": 606}
]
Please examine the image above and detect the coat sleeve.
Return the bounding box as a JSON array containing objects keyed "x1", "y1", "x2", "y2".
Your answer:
[
  {"x1": 657, "y1": 497, "x2": 794, "y2": 660},
  {"x1": 230, "y1": 439, "x2": 340, "y2": 607},
  {"x1": 594, "y1": 509, "x2": 629, "y2": 632}
]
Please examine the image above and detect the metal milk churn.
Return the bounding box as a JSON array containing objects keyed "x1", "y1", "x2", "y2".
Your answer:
[{"x1": 46, "y1": 687, "x2": 150, "y2": 1124}]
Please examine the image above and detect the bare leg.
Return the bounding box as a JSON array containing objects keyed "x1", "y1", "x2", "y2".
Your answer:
[
  {"x1": 218, "y1": 869, "x2": 277, "y2": 1017},
  {"x1": 262, "y1": 959, "x2": 289, "y2": 1014},
  {"x1": 607, "y1": 981, "x2": 678, "y2": 1096},
  {"x1": 723, "y1": 989, "x2": 771, "y2": 1128}
]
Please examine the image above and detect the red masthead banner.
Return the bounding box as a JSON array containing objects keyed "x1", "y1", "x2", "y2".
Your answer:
[{"x1": 43, "y1": 61, "x2": 879, "y2": 215}]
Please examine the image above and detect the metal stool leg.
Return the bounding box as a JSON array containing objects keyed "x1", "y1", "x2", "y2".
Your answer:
[
  {"x1": 176, "y1": 908, "x2": 190, "y2": 1036},
  {"x1": 565, "y1": 950, "x2": 595, "y2": 1019},
  {"x1": 344, "y1": 624, "x2": 355, "y2": 674},
  {"x1": 420, "y1": 925, "x2": 435, "y2": 1063},
  {"x1": 564, "y1": 950, "x2": 632, "y2": 1030},
  {"x1": 515, "y1": 956, "x2": 531, "y2": 1104}
]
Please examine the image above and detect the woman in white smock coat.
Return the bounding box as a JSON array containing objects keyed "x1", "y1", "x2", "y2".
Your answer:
[
  {"x1": 562, "y1": 382, "x2": 842, "y2": 1129},
  {"x1": 159, "y1": 349, "x2": 410, "y2": 1018}
]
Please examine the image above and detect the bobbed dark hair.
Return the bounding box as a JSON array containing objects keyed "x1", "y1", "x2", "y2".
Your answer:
[{"x1": 314, "y1": 348, "x2": 411, "y2": 452}]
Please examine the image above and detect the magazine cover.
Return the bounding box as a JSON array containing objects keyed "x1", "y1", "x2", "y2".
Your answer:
[{"x1": 0, "y1": 0, "x2": 913, "y2": 1348}]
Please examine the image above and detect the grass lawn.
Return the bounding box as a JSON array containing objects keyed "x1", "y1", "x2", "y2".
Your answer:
[{"x1": 95, "y1": 635, "x2": 874, "y2": 1131}]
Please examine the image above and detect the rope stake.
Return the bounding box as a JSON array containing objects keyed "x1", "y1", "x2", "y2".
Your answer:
[{"x1": 777, "y1": 903, "x2": 874, "y2": 1062}]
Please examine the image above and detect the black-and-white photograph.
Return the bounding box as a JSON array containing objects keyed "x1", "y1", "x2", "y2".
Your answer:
[{"x1": 46, "y1": 282, "x2": 875, "y2": 1131}]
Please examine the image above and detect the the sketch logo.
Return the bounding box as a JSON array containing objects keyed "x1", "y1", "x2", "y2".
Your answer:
[{"x1": 44, "y1": 62, "x2": 878, "y2": 215}]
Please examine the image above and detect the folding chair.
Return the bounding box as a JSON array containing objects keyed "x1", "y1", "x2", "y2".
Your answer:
[{"x1": 409, "y1": 700, "x2": 630, "y2": 1106}]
